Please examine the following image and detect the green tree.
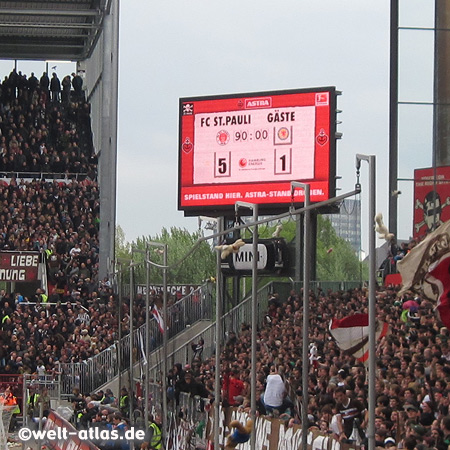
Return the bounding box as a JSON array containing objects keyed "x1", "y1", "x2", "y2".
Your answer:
[
  {"x1": 315, "y1": 215, "x2": 365, "y2": 280},
  {"x1": 116, "y1": 214, "x2": 366, "y2": 287},
  {"x1": 116, "y1": 227, "x2": 216, "y2": 285},
  {"x1": 260, "y1": 216, "x2": 366, "y2": 281},
  {"x1": 115, "y1": 225, "x2": 131, "y2": 261}
]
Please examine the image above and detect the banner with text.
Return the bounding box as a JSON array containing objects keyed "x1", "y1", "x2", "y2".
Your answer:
[
  {"x1": 0, "y1": 251, "x2": 40, "y2": 282},
  {"x1": 136, "y1": 284, "x2": 200, "y2": 297}
]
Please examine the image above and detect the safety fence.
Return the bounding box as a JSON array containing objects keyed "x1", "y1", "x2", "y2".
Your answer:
[
  {"x1": 21, "y1": 373, "x2": 62, "y2": 428},
  {"x1": 0, "y1": 172, "x2": 93, "y2": 181},
  {"x1": 25, "y1": 380, "x2": 363, "y2": 450},
  {"x1": 136, "y1": 386, "x2": 362, "y2": 450},
  {"x1": 59, "y1": 282, "x2": 214, "y2": 396},
  {"x1": 58, "y1": 279, "x2": 363, "y2": 395},
  {"x1": 148, "y1": 283, "x2": 273, "y2": 381},
  {"x1": 145, "y1": 280, "x2": 365, "y2": 380}
]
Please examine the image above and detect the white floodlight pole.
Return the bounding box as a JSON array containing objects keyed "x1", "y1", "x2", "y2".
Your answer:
[
  {"x1": 132, "y1": 247, "x2": 151, "y2": 428},
  {"x1": 129, "y1": 259, "x2": 134, "y2": 424},
  {"x1": 235, "y1": 201, "x2": 258, "y2": 450},
  {"x1": 213, "y1": 217, "x2": 223, "y2": 450},
  {"x1": 145, "y1": 248, "x2": 150, "y2": 426},
  {"x1": 356, "y1": 154, "x2": 376, "y2": 450},
  {"x1": 162, "y1": 243, "x2": 168, "y2": 442},
  {"x1": 136, "y1": 242, "x2": 168, "y2": 440},
  {"x1": 117, "y1": 261, "x2": 123, "y2": 402},
  {"x1": 291, "y1": 181, "x2": 310, "y2": 450}
]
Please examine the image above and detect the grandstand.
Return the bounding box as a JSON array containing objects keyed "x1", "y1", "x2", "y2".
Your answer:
[
  {"x1": 0, "y1": 1, "x2": 118, "y2": 281},
  {"x1": 0, "y1": 0, "x2": 122, "y2": 443}
]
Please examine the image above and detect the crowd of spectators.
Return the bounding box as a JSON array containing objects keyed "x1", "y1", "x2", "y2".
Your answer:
[
  {"x1": 0, "y1": 282, "x2": 118, "y2": 375},
  {"x1": 0, "y1": 68, "x2": 96, "y2": 176},
  {"x1": 379, "y1": 240, "x2": 412, "y2": 281},
  {"x1": 161, "y1": 285, "x2": 450, "y2": 450},
  {"x1": 0, "y1": 68, "x2": 107, "y2": 374},
  {"x1": 56, "y1": 281, "x2": 450, "y2": 450}
]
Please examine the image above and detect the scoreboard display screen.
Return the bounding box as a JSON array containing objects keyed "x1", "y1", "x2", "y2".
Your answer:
[{"x1": 178, "y1": 87, "x2": 337, "y2": 215}]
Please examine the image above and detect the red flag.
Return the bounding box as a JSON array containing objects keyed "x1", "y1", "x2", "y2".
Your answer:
[
  {"x1": 427, "y1": 252, "x2": 450, "y2": 330},
  {"x1": 329, "y1": 313, "x2": 389, "y2": 364},
  {"x1": 152, "y1": 305, "x2": 165, "y2": 334}
]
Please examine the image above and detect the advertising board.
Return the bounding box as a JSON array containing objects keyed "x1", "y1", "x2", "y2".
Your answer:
[
  {"x1": 414, "y1": 166, "x2": 450, "y2": 239},
  {"x1": 179, "y1": 87, "x2": 337, "y2": 215},
  {"x1": 220, "y1": 238, "x2": 289, "y2": 275},
  {"x1": 136, "y1": 284, "x2": 200, "y2": 297},
  {"x1": 44, "y1": 411, "x2": 99, "y2": 450}
]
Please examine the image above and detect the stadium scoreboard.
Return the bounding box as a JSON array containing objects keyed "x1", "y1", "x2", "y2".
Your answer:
[{"x1": 178, "y1": 87, "x2": 338, "y2": 216}]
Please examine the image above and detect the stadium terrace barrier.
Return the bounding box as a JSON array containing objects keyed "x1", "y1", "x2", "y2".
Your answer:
[
  {"x1": 151, "y1": 388, "x2": 362, "y2": 450},
  {"x1": 148, "y1": 283, "x2": 273, "y2": 381},
  {"x1": 59, "y1": 282, "x2": 214, "y2": 396},
  {"x1": 274, "y1": 280, "x2": 364, "y2": 299},
  {"x1": 0, "y1": 172, "x2": 93, "y2": 181},
  {"x1": 145, "y1": 280, "x2": 364, "y2": 381},
  {"x1": 147, "y1": 382, "x2": 163, "y2": 414},
  {"x1": 20, "y1": 302, "x2": 89, "y2": 312},
  {"x1": 59, "y1": 280, "x2": 363, "y2": 396}
]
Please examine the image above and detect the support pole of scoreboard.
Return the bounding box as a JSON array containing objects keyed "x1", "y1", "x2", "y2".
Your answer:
[
  {"x1": 291, "y1": 181, "x2": 310, "y2": 450},
  {"x1": 235, "y1": 201, "x2": 258, "y2": 450}
]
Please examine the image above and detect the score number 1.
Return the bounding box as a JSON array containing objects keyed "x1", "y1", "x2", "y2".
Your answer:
[
  {"x1": 214, "y1": 152, "x2": 231, "y2": 178},
  {"x1": 274, "y1": 148, "x2": 292, "y2": 175}
]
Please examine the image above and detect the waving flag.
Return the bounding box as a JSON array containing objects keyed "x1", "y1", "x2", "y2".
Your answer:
[
  {"x1": 398, "y1": 220, "x2": 450, "y2": 300},
  {"x1": 138, "y1": 328, "x2": 147, "y2": 365},
  {"x1": 152, "y1": 305, "x2": 165, "y2": 334},
  {"x1": 427, "y1": 252, "x2": 450, "y2": 329},
  {"x1": 329, "y1": 313, "x2": 389, "y2": 364},
  {"x1": 397, "y1": 220, "x2": 450, "y2": 328}
]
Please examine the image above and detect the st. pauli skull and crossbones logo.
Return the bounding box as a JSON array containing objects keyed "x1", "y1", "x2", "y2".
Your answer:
[{"x1": 415, "y1": 191, "x2": 450, "y2": 234}]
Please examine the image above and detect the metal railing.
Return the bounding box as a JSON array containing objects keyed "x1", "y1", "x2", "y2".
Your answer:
[
  {"x1": 59, "y1": 282, "x2": 214, "y2": 396},
  {"x1": 0, "y1": 172, "x2": 94, "y2": 181},
  {"x1": 145, "y1": 280, "x2": 365, "y2": 380},
  {"x1": 22, "y1": 373, "x2": 62, "y2": 427},
  {"x1": 278, "y1": 280, "x2": 364, "y2": 297},
  {"x1": 59, "y1": 279, "x2": 364, "y2": 396},
  {"x1": 148, "y1": 283, "x2": 273, "y2": 381}
]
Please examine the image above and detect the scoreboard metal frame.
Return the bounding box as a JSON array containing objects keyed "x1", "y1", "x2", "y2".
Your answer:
[{"x1": 178, "y1": 87, "x2": 338, "y2": 216}]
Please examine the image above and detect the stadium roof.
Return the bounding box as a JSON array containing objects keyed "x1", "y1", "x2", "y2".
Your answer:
[{"x1": 0, "y1": 0, "x2": 110, "y2": 61}]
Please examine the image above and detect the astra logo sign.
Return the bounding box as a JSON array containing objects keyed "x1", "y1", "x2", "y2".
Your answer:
[{"x1": 244, "y1": 97, "x2": 272, "y2": 109}]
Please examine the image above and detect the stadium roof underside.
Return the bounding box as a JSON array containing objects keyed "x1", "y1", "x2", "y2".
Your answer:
[{"x1": 0, "y1": 0, "x2": 111, "y2": 61}]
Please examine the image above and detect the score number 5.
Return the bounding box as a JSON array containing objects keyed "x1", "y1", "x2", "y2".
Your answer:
[{"x1": 214, "y1": 152, "x2": 231, "y2": 178}]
